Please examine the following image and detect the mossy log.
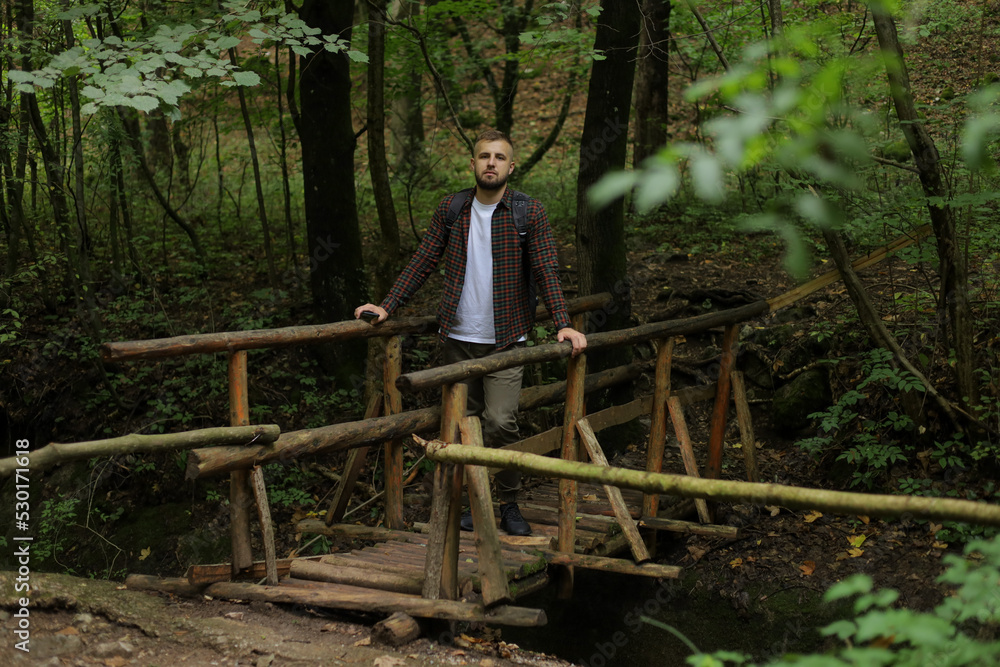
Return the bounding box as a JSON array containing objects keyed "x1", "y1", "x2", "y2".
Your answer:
[
  {"x1": 414, "y1": 438, "x2": 1000, "y2": 528},
  {"x1": 0, "y1": 425, "x2": 280, "y2": 478}
]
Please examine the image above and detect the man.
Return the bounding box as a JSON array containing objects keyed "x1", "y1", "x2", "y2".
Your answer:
[{"x1": 355, "y1": 129, "x2": 586, "y2": 536}]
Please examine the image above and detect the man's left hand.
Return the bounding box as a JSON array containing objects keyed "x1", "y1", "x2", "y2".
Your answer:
[{"x1": 557, "y1": 327, "x2": 587, "y2": 357}]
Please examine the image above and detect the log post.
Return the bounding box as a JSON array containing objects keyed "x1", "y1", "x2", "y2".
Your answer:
[
  {"x1": 667, "y1": 396, "x2": 712, "y2": 524},
  {"x1": 325, "y1": 393, "x2": 382, "y2": 525},
  {"x1": 731, "y1": 370, "x2": 761, "y2": 483},
  {"x1": 577, "y1": 419, "x2": 650, "y2": 564},
  {"x1": 372, "y1": 612, "x2": 424, "y2": 646},
  {"x1": 459, "y1": 416, "x2": 511, "y2": 607},
  {"x1": 706, "y1": 324, "x2": 738, "y2": 480},
  {"x1": 422, "y1": 383, "x2": 467, "y2": 601},
  {"x1": 558, "y1": 331, "x2": 586, "y2": 599},
  {"x1": 228, "y1": 350, "x2": 254, "y2": 575},
  {"x1": 250, "y1": 466, "x2": 279, "y2": 585},
  {"x1": 643, "y1": 337, "x2": 674, "y2": 548},
  {"x1": 383, "y1": 335, "x2": 405, "y2": 529}
]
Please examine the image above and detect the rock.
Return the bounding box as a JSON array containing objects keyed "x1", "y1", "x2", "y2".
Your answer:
[
  {"x1": 771, "y1": 367, "x2": 833, "y2": 435},
  {"x1": 92, "y1": 640, "x2": 136, "y2": 659},
  {"x1": 73, "y1": 612, "x2": 95, "y2": 625},
  {"x1": 30, "y1": 633, "x2": 83, "y2": 659}
]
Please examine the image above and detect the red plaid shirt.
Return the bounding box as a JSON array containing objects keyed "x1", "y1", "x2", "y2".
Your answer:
[{"x1": 381, "y1": 187, "x2": 572, "y2": 350}]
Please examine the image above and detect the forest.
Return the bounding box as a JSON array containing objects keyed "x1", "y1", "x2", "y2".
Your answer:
[{"x1": 2, "y1": 0, "x2": 1000, "y2": 664}]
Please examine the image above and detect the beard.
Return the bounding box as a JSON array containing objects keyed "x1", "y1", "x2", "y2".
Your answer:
[{"x1": 475, "y1": 169, "x2": 510, "y2": 192}]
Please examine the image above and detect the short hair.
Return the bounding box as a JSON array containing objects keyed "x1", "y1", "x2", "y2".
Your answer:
[{"x1": 473, "y1": 129, "x2": 514, "y2": 156}]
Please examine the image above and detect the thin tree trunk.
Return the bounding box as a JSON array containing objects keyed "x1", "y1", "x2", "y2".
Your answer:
[
  {"x1": 229, "y1": 47, "x2": 277, "y2": 289},
  {"x1": 820, "y1": 224, "x2": 962, "y2": 428},
  {"x1": 274, "y1": 44, "x2": 296, "y2": 272},
  {"x1": 116, "y1": 107, "x2": 206, "y2": 266},
  {"x1": 871, "y1": 5, "x2": 978, "y2": 408},
  {"x1": 368, "y1": 0, "x2": 400, "y2": 298},
  {"x1": 768, "y1": 0, "x2": 783, "y2": 37},
  {"x1": 62, "y1": 4, "x2": 88, "y2": 263},
  {"x1": 633, "y1": 0, "x2": 672, "y2": 167},
  {"x1": 390, "y1": 1, "x2": 424, "y2": 180}
]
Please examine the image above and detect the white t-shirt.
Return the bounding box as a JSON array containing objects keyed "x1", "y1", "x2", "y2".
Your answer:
[{"x1": 449, "y1": 198, "x2": 497, "y2": 343}]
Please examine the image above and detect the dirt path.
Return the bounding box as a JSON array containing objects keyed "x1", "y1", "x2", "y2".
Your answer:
[{"x1": 0, "y1": 571, "x2": 573, "y2": 666}]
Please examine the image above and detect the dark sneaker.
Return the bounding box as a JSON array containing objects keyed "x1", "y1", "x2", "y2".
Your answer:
[
  {"x1": 460, "y1": 510, "x2": 474, "y2": 532},
  {"x1": 499, "y1": 503, "x2": 532, "y2": 536}
]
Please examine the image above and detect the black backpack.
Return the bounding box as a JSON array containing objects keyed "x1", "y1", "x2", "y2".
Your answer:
[{"x1": 444, "y1": 188, "x2": 538, "y2": 310}]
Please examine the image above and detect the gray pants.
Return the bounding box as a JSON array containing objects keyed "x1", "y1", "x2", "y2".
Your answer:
[{"x1": 442, "y1": 337, "x2": 523, "y2": 503}]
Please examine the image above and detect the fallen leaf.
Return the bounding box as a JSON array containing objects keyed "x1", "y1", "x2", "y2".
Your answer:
[
  {"x1": 847, "y1": 534, "x2": 867, "y2": 549},
  {"x1": 932, "y1": 541, "x2": 949, "y2": 550},
  {"x1": 836, "y1": 552, "x2": 850, "y2": 561},
  {"x1": 870, "y1": 635, "x2": 896, "y2": 648},
  {"x1": 56, "y1": 626, "x2": 79, "y2": 635},
  {"x1": 729, "y1": 557, "x2": 743, "y2": 569},
  {"x1": 353, "y1": 637, "x2": 371, "y2": 647},
  {"x1": 929, "y1": 522, "x2": 943, "y2": 536},
  {"x1": 687, "y1": 546, "x2": 708, "y2": 562},
  {"x1": 373, "y1": 657, "x2": 406, "y2": 667},
  {"x1": 139, "y1": 547, "x2": 151, "y2": 561},
  {"x1": 803, "y1": 510, "x2": 823, "y2": 523},
  {"x1": 224, "y1": 612, "x2": 244, "y2": 620},
  {"x1": 104, "y1": 658, "x2": 128, "y2": 667},
  {"x1": 848, "y1": 548, "x2": 865, "y2": 558},
  {"x1": 799, "y1": 561, "x2": 816, "y2": 576},
  {"x1": 582, "y1": 494, "x2": 598, "y2": 501},
  {"x1": 766, "y1": 505, "x2": 781, "y2": 517},
  {"x1": 858, "y1": 515, "x2": 870, "y2": 525}
]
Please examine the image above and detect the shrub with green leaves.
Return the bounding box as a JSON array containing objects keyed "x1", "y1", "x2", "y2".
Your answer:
[{"x1": 669, "y1": 532, "x2": 1000, "y2": 666}]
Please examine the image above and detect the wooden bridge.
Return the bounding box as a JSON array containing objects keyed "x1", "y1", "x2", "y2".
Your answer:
[{"x1": 108, "y1": 291, "x2": 763, "y2": 629}]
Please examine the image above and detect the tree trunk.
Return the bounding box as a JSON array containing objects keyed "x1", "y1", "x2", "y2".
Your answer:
[
  {"x1": 274, "y1": 44, "x2": 297, "y2": 273},
  {"x1": 229, "y1": 46, "x2": 278, "y2": 290},
  {"x1": 21, "y1": 76, "x2": 88, "y2": 305},
  {"x1": 871, "y1": 5, "x2": 978, "y2": 408},
  {"x1": 367, "y1": 0, "x2": 401, "y2": 298},
  {"x1": 575, "y1": 0, "x2": 641, "y2": 426},
  {"x1": 389, "y1": 0, "x2": 425, "y2": 181},
  {"x1": 297, "y1": 0, "x2": 367, "y2": 378},
  {"x1": 62, "y1": 3, "x2": 89, "y2": 264},
  {"x1": 633, "y1": 0, "x2": 672, "y2": 167}
]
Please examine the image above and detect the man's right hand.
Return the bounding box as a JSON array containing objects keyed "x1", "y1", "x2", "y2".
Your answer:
[{"x1": 354, "y1": 304, "x2": 388, "y2": 323}]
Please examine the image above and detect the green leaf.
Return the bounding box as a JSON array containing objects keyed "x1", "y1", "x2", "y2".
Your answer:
[
  {"x1": 231, "y1": 71, "x2": 261, "y2": 87},
  {"x1": 690, "y1": 152, "x2": 724, "y2": 203},
  {"x1": 6, "y1": 70, "x2": 34, "y2": 84},
  {"x1": 634, "y1": 164, "x2": 679, "y2": 213},
  {"x1": 215, "y1": 36, "x2": 241, "y2": 51},
  {"x1": 126, "y1": 95, "x2": 160, "y2": 112},
  {"x1": 346, "y1": 50, "x2": 369, "y2": 63},
  {"x1": 825, "y1": 574, "x2": 873, "y2": 602},
  {"x1": 588, "y1": 171, "x2": 637, "y2": 209}
]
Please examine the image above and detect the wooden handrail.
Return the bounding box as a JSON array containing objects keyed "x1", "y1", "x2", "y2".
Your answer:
[
  {"x1": 397, "y1": 300, "x2": 769, "y2": 393},
  {"x1": 101, "y1": 293, "x2": 613, "y2": 362}
]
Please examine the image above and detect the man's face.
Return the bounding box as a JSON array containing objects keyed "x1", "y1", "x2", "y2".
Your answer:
[{"x1": 471, "y1": 139, "x2": 514, "y2": 192}]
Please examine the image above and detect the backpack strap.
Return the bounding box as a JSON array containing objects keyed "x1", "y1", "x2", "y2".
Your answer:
[
  {"x1": 445, "y1": 188, "x2": 475, "y2": 231},
  {"x1": 509, "y1": 189, "x2": 529, "y2": 250}
]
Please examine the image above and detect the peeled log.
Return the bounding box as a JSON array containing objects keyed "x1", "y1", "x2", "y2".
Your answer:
[
  {"x1": 187, "y1": 362, "x2": 642, "y2": 479},
  {"x1": 187, "y1": 408, "x2": 440, "y2": 478},
  {"x1": 203, "y1": 581, "x2": 547, "y2": 626},
  {"x1": 0, "y1": 425, "x2": 280, "y2": 478},
  {"x1": 397, "y1": 301, "x2": 769, "y2": 393},
  {"x1": 414, "y1": 438, "x2": 1000, "y2": 528}
]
